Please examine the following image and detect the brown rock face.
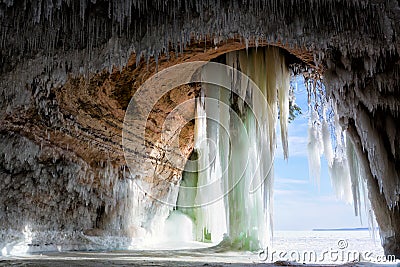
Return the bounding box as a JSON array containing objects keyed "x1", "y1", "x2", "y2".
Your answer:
[{"x1": 0, "y1": 37, "x2": 307, "y2": 236}]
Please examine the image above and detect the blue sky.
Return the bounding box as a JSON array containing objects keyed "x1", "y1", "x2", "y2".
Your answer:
[{"x1": 273, "y1": 77, "x2": 368, "y2": 231}]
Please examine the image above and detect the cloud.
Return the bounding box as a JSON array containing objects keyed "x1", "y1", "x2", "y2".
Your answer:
[
  {"x1": 275, "y1": 189, "x2": 306, "y2": 196},
  {"x1": 275, "y1": 135, "x2": 309, "y2": 158},
  {"x1": 288, "y1": 121, "x2": 309, "y2": 134},
  {"x1": 275, "y1": 178, "x2": 309, "y2": 185},
  {"x1": 275, "y1": 113, "x2": 309, "y2": 159}
]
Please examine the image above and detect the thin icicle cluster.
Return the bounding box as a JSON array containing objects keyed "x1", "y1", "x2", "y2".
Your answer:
[
  {"x1": 306, "y1": 85, "x2": 375, "y2": 224},
  {"x1": 1, "y1": 0, "x2": 395, "y2": 90}
]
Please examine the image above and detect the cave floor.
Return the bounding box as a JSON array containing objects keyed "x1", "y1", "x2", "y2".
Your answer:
[{"x1": 1, "y1": 251, "x2": 398, "y2": 267}]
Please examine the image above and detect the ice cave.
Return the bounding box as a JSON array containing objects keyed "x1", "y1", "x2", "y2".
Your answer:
[{"x1": 0, "y1": 0, "x2": 399, "y2": 265}]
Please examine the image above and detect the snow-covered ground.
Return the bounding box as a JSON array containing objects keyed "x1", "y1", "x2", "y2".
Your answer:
[{"x1": 1, "y1": 230, "x2": 398, "y2": 266}]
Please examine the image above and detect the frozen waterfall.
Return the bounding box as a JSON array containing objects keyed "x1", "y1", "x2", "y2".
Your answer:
[{"x1": 175, "y1": 47, "x2": 291, "y2": 250}]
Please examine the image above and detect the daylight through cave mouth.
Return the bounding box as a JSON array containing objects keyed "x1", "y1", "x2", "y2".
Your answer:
[{"x1": 125, "y1": 45, "x2": 376, "y2": 251}]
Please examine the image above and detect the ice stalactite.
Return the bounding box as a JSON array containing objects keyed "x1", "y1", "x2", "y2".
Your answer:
[
  {"x1": 321, "y1": 106, "x2": 334, "y2": 166},
  {"x1": 176, "y1": 47, "x2": 290, "y2": 250},
  {"x1": 307, "y1": 109, "x2": 323, "y2": 186},
  {"x1": 277, "y1": 56, "x2": 290, "y2": 160},
  {"x1": 346, "y1": 135, "x2": 365, "y2": 217},
  {"x1": 329, "y1": 153, "x2": 353, "y2": 204}
]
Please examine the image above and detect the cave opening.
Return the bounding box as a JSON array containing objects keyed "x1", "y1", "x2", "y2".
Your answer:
[
  {"x1": 1, "y1": 0, "x2": 400, "y2": 264},
  {"x1": 148, "y1": 46, "x2": 382, "y2": 256}
]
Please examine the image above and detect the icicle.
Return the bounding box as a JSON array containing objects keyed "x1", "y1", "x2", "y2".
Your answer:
[
  {"x1": 329, "y1": 155, "x2": 353, "y2": 204},
  {"x1": 346, "y1": 133, "x2": 362, "y2": 216},
  {"x1": 277, "y1": 52, "x2": 290, "y2": 159},
  {"x1": 264, "y1": 48, "x2": 279, "y2": 152},
  {"x1": 306, "y1": 77, "x2": 378, "y2": 231},
  {"x1": 307, "y1": 110, "x2": 323, "y2": 186},
  {"x1": 321, "y1": 105, "x2": 334, "y2": 166}
]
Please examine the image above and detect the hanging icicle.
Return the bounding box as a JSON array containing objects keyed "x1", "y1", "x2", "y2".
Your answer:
[{"x1": 306, "y1": 73, "x2": 377, "y2": 232}]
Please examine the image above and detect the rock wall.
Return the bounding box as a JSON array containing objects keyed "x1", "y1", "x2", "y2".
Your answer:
[{"x1": 324, "y1": 48, "x2": 400, "y2": 257}]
